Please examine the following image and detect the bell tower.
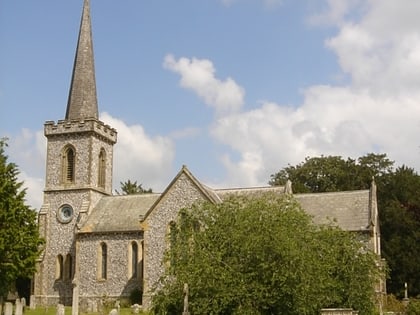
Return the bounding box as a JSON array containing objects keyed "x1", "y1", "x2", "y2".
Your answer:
[{"x1": 33, "y1": 0, "x2": 117, "y2": 305}]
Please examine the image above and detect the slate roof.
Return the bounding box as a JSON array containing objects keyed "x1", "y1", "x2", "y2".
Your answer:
[
  {"x1": 214, "y1": 186, "x2": 286, "y2": 200},
  {"x1": 79, "y1": 193, "x2": 160, "y2": 233},
  {"x1": 295, "y1": 190, "x2": 371, "y2": 231},
  {"x1": 78, "y1": 167, "x2": 373, "y2": 234}
]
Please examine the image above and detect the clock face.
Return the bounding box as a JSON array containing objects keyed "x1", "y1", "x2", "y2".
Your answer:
[{"x1": 57, "y1": 205, "x2": 74, "y2": 223}]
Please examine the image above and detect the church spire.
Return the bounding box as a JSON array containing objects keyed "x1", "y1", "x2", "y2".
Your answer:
[{"x1": 65, "y1": 0, "x2": 98, "y2": 120}]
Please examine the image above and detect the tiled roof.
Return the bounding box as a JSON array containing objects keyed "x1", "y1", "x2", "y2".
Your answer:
[
  {"x1": 294, "y1": 190, "x2": 371, "y2": 231},
  {"x1": 79, "y1": 193, "x2": 160, "y2": 233}
]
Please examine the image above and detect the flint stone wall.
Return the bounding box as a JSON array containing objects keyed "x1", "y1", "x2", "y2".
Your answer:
[
  {"x1": 78, "y1": 231, "x2": 143, "y2": 306},
  {"x1": 142, "y1": 173, "x2": 209, "y2": 308}
]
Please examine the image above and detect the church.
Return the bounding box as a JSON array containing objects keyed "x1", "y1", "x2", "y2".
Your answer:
[{"x1": 32, "y1": 0, "x2": 382, "y2": 311}]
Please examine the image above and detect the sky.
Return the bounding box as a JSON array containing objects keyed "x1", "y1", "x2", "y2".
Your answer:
[{"x1": 1, "y1": 0, "x2": 420, "y2": 210}]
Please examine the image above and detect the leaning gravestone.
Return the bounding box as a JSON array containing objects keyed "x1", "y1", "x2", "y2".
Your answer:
[
  {"x1": 56, "y1": 304, "x2": 65, "y2": 315},
  {"x1": 15, "y1": 298, "x2": 23, "y2": 315},
  {"x1": 4, "y1": 302, "x2": 13, "y2": 315}
]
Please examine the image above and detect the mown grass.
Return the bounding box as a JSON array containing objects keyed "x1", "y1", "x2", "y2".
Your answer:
[{"x1": 24, "y1": 307, "x2": 150, "y2": 315}]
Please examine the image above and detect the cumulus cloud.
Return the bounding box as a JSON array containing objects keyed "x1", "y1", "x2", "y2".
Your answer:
[
  {"x1": 186, "y1": 0, "x2": 420, "y2": 187},
  {"x1": 163, "y1": 54, "x2": 245, "y2": 116},
  {"x1": 100, "y1": 113, "x2": 175, "y2": 193},
  {"x1": 5, "y1": 129, "x2": 46, "y2": 210},
  {"x1": 4, "y1": 115, "x2": 175, "y2": 209}
]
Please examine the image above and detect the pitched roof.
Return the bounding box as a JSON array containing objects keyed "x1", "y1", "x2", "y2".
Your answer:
[
  {"x1": 78, "y1": 166, "x2": 373, "y2": 234},
  {"x1": 66, "y1": 0, "x2": 98, "y2": 121},
  {"x1": 294, "y1": 190, "x2": 371, "y2": 231},
  {"x1": 214, "y1": 186, "x2": 286, "y2": 200},
  {"x1": 79, "y1": 194, "x2": 160, "y2": 233}
]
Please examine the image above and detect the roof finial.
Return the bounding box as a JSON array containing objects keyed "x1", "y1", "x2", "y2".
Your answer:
[{"x1": 65, "y1": 0, "x2": 98, "y2": 120}]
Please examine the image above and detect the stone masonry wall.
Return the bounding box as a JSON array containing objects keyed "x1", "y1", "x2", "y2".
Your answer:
[
  {"x1": 142, "y1": 173, "x2": 209, "y2": 307},
  {"x1": 77, "y1": 232, "x2": 143, "y2": 304}
]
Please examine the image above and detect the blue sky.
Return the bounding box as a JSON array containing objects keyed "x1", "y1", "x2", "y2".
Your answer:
[{"x1": 2, "y1": 0, "x2": 420, "y2": 210}]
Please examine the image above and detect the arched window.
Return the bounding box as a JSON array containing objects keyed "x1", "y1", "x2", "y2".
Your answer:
[
  {"x1": 98, "y1": 242, "x2": 107, "y2": 280},
  {"x1": 64, "y1": 254, "x2": 72, "y2": 280},
  {"x1": 62, "y1": 146, "x2": 75, "y2": 183},
  {"x1": 98, "y1": 149, "x2": 106, "y2": 188},
  {"x1": 56, "y1": 255, "x2": 64, "y2": 280},
  {"x1": 128, "y1": 241, "x2": 143, "y2": 279},
  {"x1": 131, "y1": 242, "x2": 138, "y2": 278}
]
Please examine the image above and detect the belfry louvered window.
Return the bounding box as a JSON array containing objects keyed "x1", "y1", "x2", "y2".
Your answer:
[
  {"x1": 62, "y1": 146, "x2": 75, "y2": 183},
  {"x1": 98, "y1": 149, "x2": 106, "y2": 188}
]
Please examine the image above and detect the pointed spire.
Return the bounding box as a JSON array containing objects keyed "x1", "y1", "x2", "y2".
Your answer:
[{"x1": 65, "y1": 0, "x2": 98, "y2": 120}]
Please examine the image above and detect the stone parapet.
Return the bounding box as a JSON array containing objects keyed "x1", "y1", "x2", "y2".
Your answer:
[{"x1": 44, "y1": 119, "x2": 117, "y2": 144}]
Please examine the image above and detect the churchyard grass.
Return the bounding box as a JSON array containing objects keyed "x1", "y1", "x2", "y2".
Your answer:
[{"x1": 24, "y1": 307, "x2": 150, "y2": 315}]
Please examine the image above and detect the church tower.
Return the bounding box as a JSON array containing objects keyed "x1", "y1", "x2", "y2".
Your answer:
[{"x1": 33, "y1": 0, "x2": 117, "y2": 305}]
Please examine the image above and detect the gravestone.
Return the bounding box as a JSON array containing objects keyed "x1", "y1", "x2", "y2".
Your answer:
[
  {"x1": 182, "y1": 283, "x2": 190, "y2": 315},
  {"x1": 56, "y1": 303, "x2": 65, "y2": 315},
  {"x1": 320, "y1": 308, "x2": 358, "y2": 315},
  {"x1": 4, "y1": 302, "x2": 13, "y2": 315},
  {"x1": 29, "y1": 295, "x2": 36, "y2": 309},
  {"x1": 21, "y1": 297, "x2": 26, "y2": 310},
  {"x1": 131, "y1": 304, "x2": 140, "y2": 314},
  {"x1": 15, "y1": 298, "x2": 23, "y2": 315},
  {"x1": 72, "y1": 279, "x2": 79, "y2": 315}
]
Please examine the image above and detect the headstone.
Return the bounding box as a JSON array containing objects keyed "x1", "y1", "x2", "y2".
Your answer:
[
  {"x1": 4, "y1": 302, "x2": 13, "y2": 315},
  {"x1": 21, "y1": 297, "x2": 26, "y2": 309},
  {"x1": 56, "y1": 303, "x2": 65, "y2": 315},
  {"x1": 29, "y1": 295, "x2": 36, "y2": 310},
  {"x1": 131, "y1": 304, "x2": 141, "y2": 314},
  {"x1": 182, "y1": 283, "x2": 190, "y2": 315},
  {"x1": 15, "y1": 299, "x2": 23, "y2": 315},
  {"x1": 72, "y1": 279, "x2": 79, "y2": 315}
]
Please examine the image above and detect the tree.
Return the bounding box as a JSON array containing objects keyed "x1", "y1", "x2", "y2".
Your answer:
[
  {"x1": 270, "y1": 154, "x2": 420, "y2": 297},
  {"x1": 115, "y1": 179, "x2": 152, "y2": 195},
  {"x1": 377, "y1": 166, "x2": 420, "y2": 296},
  {"x1": 151, "y1": 193, "x2": 381, "y2": 315},
  {"x1": 0, "y1": 139, "x2": 44, "y2": 297},
  {"x1": 269, "y1": 154, "x2": 393, "y2": 193}
]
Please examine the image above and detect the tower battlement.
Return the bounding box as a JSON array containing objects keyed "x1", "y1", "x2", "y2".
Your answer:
[{"x1": 44, "y1": 119, "x2": 117, "y2": 143}]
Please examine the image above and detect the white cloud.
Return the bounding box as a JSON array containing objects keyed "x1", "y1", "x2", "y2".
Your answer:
[
  {"x1": 308, "y1": 0, "x2": 364, "y2": 27},
  {"x1": 100, "y1": 112, "x2": 175, "y2": 193},
  {"x1": 5, "y1": 115, "x2": 176, "y2": 209},
  {"x1": 5, "y1": 129, "x2": 46, "y2": 210},
  {"x1": 163, "y1": 54, "x2": 245, "y2": 116},
  {"x1": 198, "y1": 1, "x2": 420, "y2": 187}
]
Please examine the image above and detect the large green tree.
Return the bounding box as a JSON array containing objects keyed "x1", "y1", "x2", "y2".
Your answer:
[
  {"x1": 270, "y1": 154, "x2": 420, "y2": 297},
  {"x1": 0, "y1": 139, "x2": 44, "y2": 297},
  {"x1": 151, "y1": 193, "x2": 381, "y2": 315}
]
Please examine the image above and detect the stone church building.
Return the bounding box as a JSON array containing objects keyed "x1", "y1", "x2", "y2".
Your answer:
[{"x1": 32, "y1": 0, "x2": 382, "y2": 310}]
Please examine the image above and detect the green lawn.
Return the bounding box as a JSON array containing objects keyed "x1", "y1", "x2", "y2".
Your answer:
[{"x1": 24, "y1": 307, "x2": 150, "y2": 315}]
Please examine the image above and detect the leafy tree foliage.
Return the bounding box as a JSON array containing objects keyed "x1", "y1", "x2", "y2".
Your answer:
[
  {"x1": 0, "y1": 139, "x2": 44, "y2": 297},
  {"x1": 377, "y1": 166, "x2": 420, "y2": 297},
  {"x1": 270, "y1": 154, "x2": 420, "y2": 297},
  {"x1": 269, "y1": 153, "x2": 393, "y2": 193},
  {"x1": 151, "y1": 194, "x2": 380, "y2": 315},
  {"x1": 115, "y1": 179, "x2": 152, "y2": 195}
]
